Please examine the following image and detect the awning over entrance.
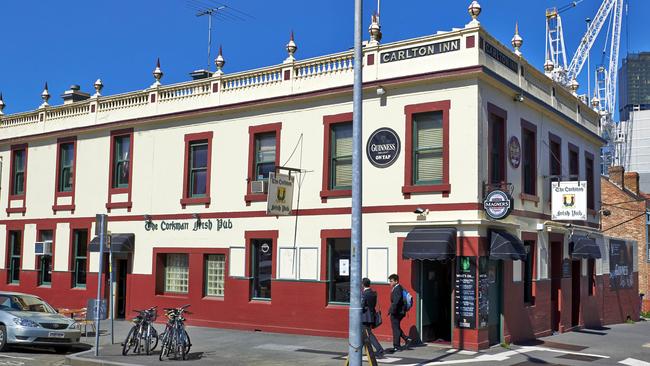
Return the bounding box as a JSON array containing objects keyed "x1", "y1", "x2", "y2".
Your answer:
[
  {"x1": 403, "y1": 227, "x2": 456, "y2": 260},
  {"x1": 89, "y1": 233, "x2": 135, "y2": 253},
  {"x1": 489, "y1": 230, "x2": 526, "y2": 261},
  {"x1": 570, "y1": 235, "x2": 601, "y2": 259}
]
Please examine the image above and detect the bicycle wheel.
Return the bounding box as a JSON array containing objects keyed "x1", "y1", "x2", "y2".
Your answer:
[
  {"x1": 122, "y1": 326, "x2": 136, "y2": 356},
  {"x1": 133, "y1": 325, "x2": 142, "y2": 354},
  {"x1": 182, "y1": 329, "x2": 191, "y2": 359},
  {"x1": 149, "y1": 325, "x2": 159, "y2": 351},
  {"x1": 158, "y1": 331, "x2": 169, "y2": 361},
  {"x1": 144, "y1": 324, "x2": 151, "y2": 355}
]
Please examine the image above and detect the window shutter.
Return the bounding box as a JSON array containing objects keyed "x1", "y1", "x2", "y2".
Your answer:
[{"x1": 415, "y1": 112, "x2": 443, "y2": 182}]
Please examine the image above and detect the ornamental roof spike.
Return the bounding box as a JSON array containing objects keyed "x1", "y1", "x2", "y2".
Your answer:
[
  {"x1": 284, "y1": 31, "x2": 297, "y2": 64},
  {"x1": 511, "y1": 22, "x2": 523, "y2": 57},
  {"x1": 0, "y1": 93, "x2": 5, "y2": 115},
  {"x1": 93, "y1": 79, "x2": 103, "y2": 97},
  {"x1": 152, "y1": 57, "x2": 163, "y2": 88},
  {"x1": 467, "y1": 1, "x2": 481, "y2": 27},
  {"x1": 368, "y1": 13, "x2": 382, "y2": 45},
  {"x1": 40, "y1": 82, "x2": 50, "y2": 108},
  {"x1": 214, "y1": 45, "x2": 225, "y2": 76}
]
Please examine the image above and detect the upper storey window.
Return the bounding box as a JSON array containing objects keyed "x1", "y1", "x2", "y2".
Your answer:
[
  {"x1": 11, "y1": 149, "x2": 26, "y2": 196},
  {"x1": 188, "y1": 140, "x2": 209, "y2": 198},
  {"x1": 413, "y1": 111, "x2": 443, "y2": 185},
  {"x1": 330, "y1": 123, "x2": 353, "y2": 190},
  {"x1": 112, "y1": 135, "x2": 130, "y2": 188},
  {"x1": 254, "y1": 133, "x2": 277, "y2": 182},
  {"x1": 58, "y1": 142, "x2": 74, "y2": 192}
]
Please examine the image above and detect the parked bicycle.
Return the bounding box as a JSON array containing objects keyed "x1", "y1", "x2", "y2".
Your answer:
[
  {"x1": 158, "y1": 304, "x2": 192, "y2": 361},
  {"x1": 122, "y1": 306, "x2": 159, "y2": 356}
]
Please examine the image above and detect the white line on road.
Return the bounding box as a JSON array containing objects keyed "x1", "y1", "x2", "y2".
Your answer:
[
  {"x1": 620, "y1": 358, "x2": 650, "y2": 366},
  {"x1": 0, "y1": 355, "x2": 33, "y2": 361}
]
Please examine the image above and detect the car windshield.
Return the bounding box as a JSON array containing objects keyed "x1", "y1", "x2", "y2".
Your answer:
[{"x1": 0, "y1": 295, "x2": 56, "y2": 314}]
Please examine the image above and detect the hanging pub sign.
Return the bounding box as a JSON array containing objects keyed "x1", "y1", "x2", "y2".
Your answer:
[
  {"x1": 366, "y1": 127, "x2": 401, "y2": 168},
  {"x1": 508, "y1": 136, "x2": 521, "y2": 168},
  {"x1": 483, "y1": 189, "x2": 513, "y2": 220},
  {"x1": 267, "y1": 172, "x2": 295, "y2": 216},
  {"x1": 551, "y1": 181, "x2": 587, "y2": 220}
]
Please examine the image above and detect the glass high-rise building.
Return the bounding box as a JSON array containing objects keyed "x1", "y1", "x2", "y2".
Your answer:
[{"x1": 619, "y1": 52, "x2": 650, "y2": 121}]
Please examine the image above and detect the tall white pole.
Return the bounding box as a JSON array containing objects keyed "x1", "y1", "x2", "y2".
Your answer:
[
  {"x1": 348, "y1": 0, "x2": 363, "y2": 365},
  {"x1": 94, "y1": 214, "x2": 107, "y2": 357}
]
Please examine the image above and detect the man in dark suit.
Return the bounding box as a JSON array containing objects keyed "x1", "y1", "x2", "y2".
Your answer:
[
  {"x1": 388, "y1": 273, "x2": 412, "y2": 352},
  {"x1": 361, "y1": 277, "x2": 384, "y2": 356}
]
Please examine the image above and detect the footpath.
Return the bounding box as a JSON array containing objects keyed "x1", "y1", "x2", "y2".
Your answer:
[{"x1": 66, "y1": 319, "x2": 650, "y2": 366}]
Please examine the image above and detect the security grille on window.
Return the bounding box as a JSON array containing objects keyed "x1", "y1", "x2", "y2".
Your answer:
[
  {"x1": 413, "y1": 112, "x2": 443, "y2": 185},
  {"x1": 255, "y1": 133, "x2": 276, "y2": 181},
  {"x1": 59, "y1": 142, "x2": 74, "y2": 192},
  {"x1": 330, "y1": 123, "x2": 352, "y2": 189},
  {"x1": 113, "y1": 135, "x2": 130, "y2": 188},
  {"x1": 165, "y1": 254, "x2": 189, "y2": 293},
  {"x1": 205, "y1": 254, "x2": 225, "y2": 297}
]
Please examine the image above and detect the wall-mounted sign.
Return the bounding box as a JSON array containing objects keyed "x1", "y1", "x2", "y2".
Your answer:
[
  {"x1": 144, "y1": 218, "x2": 233, "y2": 232},
  {"x1": 366, "y1": 127, "x2": 401, "y2": 168},
  {"x1": 482, "y1": 40, "x2": 519, "y2": 73},
  {"x1": 609, "y1": 240, "x2": 633, "y2": 289},
  {"x1": 455, "y1": 256, "x2": 476, "y2": 329},
  {"x1": 267, "y1": 172, "x2": 295, "y2": 216},
  {"x1": 551, "y1": 181, "x2": 587, "y2": 220},
  {"x1": 380, "y1": 39, "x2": 460, "y2": 64},
  {"x1": 483, "y1": 189, "x2": 513, "y2": 220},
  {"x1": 508, "y1": 136, "x2": 521, "y2": 169},
  {"x1": 339, "y1": 259, "x2": 350, "y2": 276}
]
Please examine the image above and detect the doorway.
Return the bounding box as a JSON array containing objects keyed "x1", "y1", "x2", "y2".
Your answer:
[
  {"x1": 419, "y1": 260, "x2": 452, "y2": 343},
  {"x1": 571, "y1": 260, "x2": 581, "y2": 327},
  {"x1": 115, "y1": 259, "x2": 129, "y2": 319},
  {"x1": 550, "y1": 240, "x2": 563, "y2": 332},
  {"x1": 487, "y1": 259, "x2": 502, "y2": 346}
]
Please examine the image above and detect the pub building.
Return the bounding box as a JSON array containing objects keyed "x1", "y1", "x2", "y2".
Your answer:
[{"x1": 0, "y1": 2, "x2": 639, "y2": 351}]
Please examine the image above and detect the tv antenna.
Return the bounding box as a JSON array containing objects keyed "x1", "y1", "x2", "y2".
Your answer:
[{"x1": 186, "y1": 1, "x2": 252, "y2": 71}]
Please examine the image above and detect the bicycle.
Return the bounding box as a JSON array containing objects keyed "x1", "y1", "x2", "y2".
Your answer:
[
  {"x1": 122, "y1": 306, "x2": 159, "y2": 356},
  {"x1": 158, "y1": 304, "x2": 192, "y2": 361}
]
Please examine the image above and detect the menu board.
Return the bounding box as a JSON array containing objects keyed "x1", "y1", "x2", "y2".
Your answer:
[
  {"x1": 455, "y1": 256, "x2": 476, "y2": 329},
  {"x1": 562, "y1": 258, "x2": 572, "y2": 278},
  {"x1": 609, "y1": 240, "x2": 633, "y2": 289},
  {"x1": 478, "y1": 257, "x2": 489, "y2": 328}
]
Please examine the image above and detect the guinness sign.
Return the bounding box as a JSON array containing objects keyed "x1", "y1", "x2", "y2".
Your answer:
[{"x1": 366, "y1": 128, "x2": 401, "y2": 168}]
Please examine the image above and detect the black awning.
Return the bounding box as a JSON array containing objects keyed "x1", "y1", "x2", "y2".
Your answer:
[
  {"x1": 89, "y1": 233, "x2": 135, "y2": 253},
  {"x1": 489, "y1": 230, "x2": 526, "y2": 261},
  {"x1": 570, "y1": 235, "x2": 601, "y2": 259},
  {"x1": 403, "y1": 227, "x2": 456, "y2": 260}
]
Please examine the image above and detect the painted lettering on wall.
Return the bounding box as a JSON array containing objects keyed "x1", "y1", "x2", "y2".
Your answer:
[
  {"x1": 482, "y1": 40, "x2": 519, "y2": 73},
  {"x1": 380, "y1": 39, "x2": 460, "y2": 64},
  {"x1": 144, "y1": 219, "x2": 233, "y2": 232}
]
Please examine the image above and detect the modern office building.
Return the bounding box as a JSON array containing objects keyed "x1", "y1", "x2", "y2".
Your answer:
[
  {"x1": 619, "y1": 52, "x2": 650, "y2": 121},
  {"x1": 0, "y1": 3, "x2": 639, "y2": 351}
]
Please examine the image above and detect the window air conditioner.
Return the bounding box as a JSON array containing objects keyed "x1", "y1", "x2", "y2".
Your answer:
[
  {"x1": 35, "y1": 240, "x2": 53, "y2": 256},
  {"x1": 250, "y1": 180, "x2": 268, "y2": 194}
]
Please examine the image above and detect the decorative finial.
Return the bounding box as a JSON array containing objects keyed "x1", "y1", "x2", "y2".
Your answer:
[
  {"x1": 284, "y1": 31, "x2": 297, "y2": 64},
  {"x1": 0, "y1": 93, "x2": 5, "y2": 115},
  {"x1": 569, "y1": 79, "x2": 579, "y2": 95},
  {"x1": 93, "y1": 79, "x2": 103, "y2": 97},
  {"x1": 152, "y1": 58, "x2": 163, "y2": 87},
  {"x1": 368, "y1": 13, "x2": 382, "y2": 46},
  {"x1": 467, "y1": 1, "x2": 481, "y2": 27},
  {"x1": 511, "y1": 22, "x2": 523, "y2": 57},
  {"x1": 40, "y1": 82, "x2": 50, "y2": 108},
  {"x1": 214, "y1": 45, "x2": 225, "y2": 76},
  {"x1": 591, "y1": 96, "x2": 600, "y2": 109},
  {"x1": 543, "y1": 59, "x2": 554, "y2": 74}
]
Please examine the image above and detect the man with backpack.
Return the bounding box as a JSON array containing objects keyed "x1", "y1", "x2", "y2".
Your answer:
[{"x1": 387, "y1": 273, "x2": 413, "y2": 352}]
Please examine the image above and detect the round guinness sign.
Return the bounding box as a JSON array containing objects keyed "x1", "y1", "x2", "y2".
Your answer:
[
  {"x1": 483, "y1": 189, "x2": 513, "y2": 220},
  {"x1": 366, "y1": 128, "x2": 401, "y2": 168}
]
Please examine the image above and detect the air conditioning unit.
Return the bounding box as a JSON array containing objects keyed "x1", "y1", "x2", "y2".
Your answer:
[
  {"x1": 35, "y1": 240, "x2": 53, "y2": 256},
  {"x1": 250, "y1": 180, "x2": 268, "y2": 194}
]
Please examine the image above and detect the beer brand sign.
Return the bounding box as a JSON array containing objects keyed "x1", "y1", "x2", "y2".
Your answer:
[
  {"x1": 380, "y1": 39, "x2": 460, "y2": 64},
  {"x1": 366, "y1": 128, "x2": 401, "y2": 168},
  {"x1": 551, "y1": 181, "x2": 587, "y2": 220},
  {"x1": 483, "y1": 189, "x2": 513, "y2": 220},
  {"x1": 267, "y1": 172, "x2": 295, "y2": 216}
]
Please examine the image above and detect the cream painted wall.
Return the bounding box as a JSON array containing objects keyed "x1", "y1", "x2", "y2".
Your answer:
[
  {"x1": 54, "y1": 223, "x2": 70, "y2": 271},
  {"x1": 0, "y1": 225, "x2": 6, "y2": 270}
]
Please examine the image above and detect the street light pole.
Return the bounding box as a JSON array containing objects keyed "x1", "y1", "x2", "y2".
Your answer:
[{"x1": 348, "y1": 0, "x2": 363, "y2": 365}]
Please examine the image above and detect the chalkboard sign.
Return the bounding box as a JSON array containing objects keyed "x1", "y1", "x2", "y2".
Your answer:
[
  {"x1": 478, "y1": 257, "x2": 489, "y2": 328},
  {"x1": 609, "y1": 240, "x2": 633, "y2": 289},
  {"x1": 455, "y1": 256, "x2": 477, "y2": 329},
  {"x1": 562, "y1": 258, "x2": 571, "y2": 278}
]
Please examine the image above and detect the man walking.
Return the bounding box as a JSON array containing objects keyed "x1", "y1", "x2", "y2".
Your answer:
[
  {"x1": 388, "y1": 274, "x2": 412, "y2": 352},
  {"x1": 361, "y1": 277, "x2": 385, "y2": 356}
]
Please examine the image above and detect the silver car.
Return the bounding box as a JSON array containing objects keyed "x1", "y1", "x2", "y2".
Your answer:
[{"x1": 0, "y1": 291, "x2": 81, "y2": 352}]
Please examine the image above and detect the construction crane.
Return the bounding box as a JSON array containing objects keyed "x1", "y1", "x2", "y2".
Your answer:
[{"x1": 544, "y1": 0, "x2": 624, "y2": 171}]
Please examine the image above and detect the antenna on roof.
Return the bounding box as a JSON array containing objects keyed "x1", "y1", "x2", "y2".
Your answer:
[{"x1": 186, "y1": 1, "x2": 252, "y2": 71}]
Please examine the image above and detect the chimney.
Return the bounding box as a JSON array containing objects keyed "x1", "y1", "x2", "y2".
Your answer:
[
  {"x1": 624, "y1": 171, "x2": 640, "y2": 195},
  {"x1": 61, "y1": 85, "x2": 90, "y2": 104},
  {"x1": 608, "y1": 166, "x2": 624, "y2": 188}
]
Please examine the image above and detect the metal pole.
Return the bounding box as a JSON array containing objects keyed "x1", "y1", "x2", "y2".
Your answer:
[
  {"x1": 348, "y1": 0, "x2": 363, "y2": 365},
  {"x1": 94, "y1": 214, "x2": 106, "y2": 357},
  {"x1": 586, "y1": 18, "x2": 592, "y2": 99},
  {"x1": 207, "y1": 12, "x2": 212, "y2": 71},
  {"x1": 109, "y1": 236, "x2": 114, "y2": 345}
]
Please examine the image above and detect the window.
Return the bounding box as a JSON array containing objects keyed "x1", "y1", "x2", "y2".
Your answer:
[
  {"x1": 588, "y1": 258, "x2": 595, "y2": 296},
  {"x1": 328, "y1": 238, "x2": 351, "y2": 303},
  {"x1": 72, "y1": 229, "x2": 88, "y2": 288},
  {"x1": 37, "y1": 230, "x2": 53, "y2": 286},
  {"x1": 521, "y1": 121, "x2": 537, "y2": 196},
  {"x1": 58, "y1": 142, "x2": 74, "y2": 192},
  {"x1": 330, "y1": 123, "x2": 352, "y2": 189},
  {"x1": 646, "y1": 211, "x2": 650, "y2": 262},
  {"x1": 549, "y1": 134, "x2": 561, "y2": 178},
  {"x1": 204, "y1": 254, "x2": 225, "y2": 297},
  {"x1": 164, "y1": 254, "x2": 189, "y2": 294},
  {"x1": 7, "y1": 231, "x2": 21, "y2": 284},
  {"x1": 569, "y1": 144, "x2": 579, "y2": 180},
  {"x1": 188, "y1": 141, "x2": 208, "y2": 197},
  {"x1": 402, "y1": 100, "x2": 450, "y2": 197},
  {"x1": 112, "y1": 135, "x2": 130, "y2": 188},
  {"x1": 11, "y1": 149, "x2": 26, "y2": 196},
  {"x1": 251, "y1": 239, "x2": 273, "y2": 300},
  {"x1": 585, "y1": 153, "x2": 595, "y2": 210},
  {"x1": 254, "y1": 133, "x2": 276, "y2": 181},
  {"x1": 523, "y1": 240, "x2": 534, "y2": 305},
  {"x1": 488, "y1": 105, "x2": 506, "y2": 185}
]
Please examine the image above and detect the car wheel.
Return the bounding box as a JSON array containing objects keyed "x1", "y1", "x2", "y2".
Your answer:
[
  {"x1": 54, "y1": 346, "x2": 71, "y2": 354},
  {"x1": 0, "y1": 325, "x2": 8, "y2": 352}
]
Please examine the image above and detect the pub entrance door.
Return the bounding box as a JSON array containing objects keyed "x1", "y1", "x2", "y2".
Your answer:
[
  {"x1": 487, "y1": 259, "x2": 503, "y2": 346},
  {"x1": 419, "y1": 260, "x2": 453, "y2": 343}
]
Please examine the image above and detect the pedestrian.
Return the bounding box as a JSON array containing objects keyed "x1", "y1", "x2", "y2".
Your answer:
[
  {"x1": 387, "y1": 273, "x2": 412, "y2": 352},
  {"x1": 361, "y1": 277, "x2": 385, "y2": 357}
]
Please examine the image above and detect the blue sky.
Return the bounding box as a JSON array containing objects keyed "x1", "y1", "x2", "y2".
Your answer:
[{"x1": 0, "y1": 0, "x2": 647, "y2": 115}]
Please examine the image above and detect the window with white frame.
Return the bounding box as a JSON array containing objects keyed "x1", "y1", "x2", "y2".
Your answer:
[
  {"x1": 165, "y1": 254, "x2": 189, "y2": 293},
  {"x1": 205, "y1": 254, "x2": 225, "y2": 297}
]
